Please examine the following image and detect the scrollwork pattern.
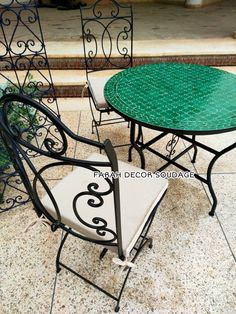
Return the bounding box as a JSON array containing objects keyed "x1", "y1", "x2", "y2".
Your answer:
[
  {"x1": 81, "y1": 0, "x2": 133, "y2": 70},
  {"x1": 0, "y1": 1, "x2": 58, "y2": 113},
  {"x1": 0, "y1": 1, "x2": 36, "y2": 8},
  {"x1": 0, "y1": 1, "x2": 59, "y2": 211},
  {"x1": 166, "y1": 134, "x2": 179, "y2": 158},
  {"x1": 3, "y1": 99, "x2": 67, "y2": 157},
  {"x1": 0, "y1": 167, "x2": 30, "y2": 212},
  {"x1": 91, "y1": 0, "x2": 120, "y2": 18},
  {"x1": 73, "y1": 179, "x2": 117, "y2": 243}
]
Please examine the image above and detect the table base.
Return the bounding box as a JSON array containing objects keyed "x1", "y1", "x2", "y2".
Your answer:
[{"x1": 128, "y1": 122, "x2": 236, "y2": 216}]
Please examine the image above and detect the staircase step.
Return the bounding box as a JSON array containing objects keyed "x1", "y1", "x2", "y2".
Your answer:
[
  {"x1": 2, "y1": 39, "x2": 235, "y2": 72},
  {"x1": 0, "y1": 69, "x2": 86, "y2": 98},
  {"x1": 2, "y1": 66, "x2": 236, "y2": 98},
  {"x1": 215, "y1": 66, "x2": 236, "y2": 74},
  {"x1": 44, "y1": 39, "x2": 236, "y2": 70},
  {"x1": 0, "y1": 69, "x2": 124, "y2": 97},
  {"x1": 57, "y1": 66, "x2": 236, "y2": 98}
]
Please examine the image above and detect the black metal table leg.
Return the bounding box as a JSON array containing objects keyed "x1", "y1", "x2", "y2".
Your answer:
[
  {"x1": 207, "y1": 141, "x2": 236, "y2": 216},
  {"x1": 191, "y1": 135, "x2": 198, "y2": 163},
  {"x1": 128, "y1": 121, "x2": 145, "y2": 169},
  {"x1": 128, "y1": 126, "x2": 236, "y2": 215}
]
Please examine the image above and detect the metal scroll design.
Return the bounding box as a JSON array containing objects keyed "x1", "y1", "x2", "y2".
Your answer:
[
  {"x1": 73, "y1": 179, "x2": 117, "y2": 244},
  {"x1": 0, "y1": 1, "x2": 36, "y2": 6},
  {"x1": 2, "y1": 96, "x2": 67, "y2": 158},
  {"x1": 0, "y1": 165, "x2": 30, "y2": 211},
  {"x1": 166, "y1": 134, "x2": 179, "y2": 158},
  {"x1": 0, "y1": 95, "x2": 69, "y2": 214},
  {"x1": 81, "y1": 0, "x2": 133, "y2": 71},
  {"x1": 0, "y1": 1, "x2": 59, "y2": 212},
  {"x1": 0, "y1": 0, "x2": 59, "y2": 113}
]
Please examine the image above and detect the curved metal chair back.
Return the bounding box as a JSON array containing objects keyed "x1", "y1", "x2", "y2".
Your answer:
[
  {"x1": 0, "y1": 93, "x2": 123, "y2": 257},
  {"x1": 80, "y1": 0, "x2": 133, "y2": 76}
]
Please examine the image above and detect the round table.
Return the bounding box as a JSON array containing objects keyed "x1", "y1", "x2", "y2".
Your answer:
[
  {"x1": 104, "y1": 63, "x2": 236, "y2": 135},
  {"x1": 104, "y1": 63, "x2": 236, "y2": 216}
]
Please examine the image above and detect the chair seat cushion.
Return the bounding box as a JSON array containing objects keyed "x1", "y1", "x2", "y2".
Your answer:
[
  {"x1": 41, "y1": 153, "x2": 168, "y2": 257},
  {"x1": 87, "y1": 70, "x2": 121, "y2": 110}
]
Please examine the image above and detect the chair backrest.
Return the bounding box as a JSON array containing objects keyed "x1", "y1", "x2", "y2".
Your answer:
[
  {"x1": 80, "y1": 0, "x2": 133, "y2": 76},
  {"x1": 0, "y1": 93, "x2": 124, "y2": 258},
  {"x1": 0, "y1": 0, "x2": 60, "y2": 212},
  {"x1": 0, "y1": 0, "x2": 59, "y2": 115}
]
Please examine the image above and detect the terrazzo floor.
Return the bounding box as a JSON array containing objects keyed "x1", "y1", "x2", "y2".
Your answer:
[{"x1": 0, "y1": 101, "x2": 236, "y2": 314}]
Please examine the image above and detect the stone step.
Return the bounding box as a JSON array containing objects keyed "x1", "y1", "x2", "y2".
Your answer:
[
  {"x1": 215, "y1": 66, "x2": 236, "y2": 74},
  {"x1": 2, "y1": 39, "x2": 236, "y2": 73},
  {"x1": 59, "y1": 66, "x2": 236, "y2": 97},
  {"x1": 0, "y1": 69, "x2": 86, "y2": 98},
  {"x1": 2, "y1": 66, "x2": 236, "y2": 98},
  {"x1": 44, "y1": 39, "x2": 236, "y2": 69}
]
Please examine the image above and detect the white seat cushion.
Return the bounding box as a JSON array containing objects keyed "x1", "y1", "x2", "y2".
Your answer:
[
  {"x1": 87, "y1": 70, "x2": 121, "y2": 110},
  {"x1": 41, "y1": 153, "x2": 168, "y2": 257}
]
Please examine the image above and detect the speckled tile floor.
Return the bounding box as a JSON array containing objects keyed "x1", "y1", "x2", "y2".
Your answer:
[{"x1": 0, "y1": 102, "x2": 235, "y2": 314}]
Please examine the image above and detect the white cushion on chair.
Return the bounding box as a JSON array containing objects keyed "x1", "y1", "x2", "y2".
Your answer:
[
  {"x1": 87, "y1": 70, "x2": 121, "y2": 110},
  {"x1": 41, "y1": 153, "x2": 168, "y2": 257}
]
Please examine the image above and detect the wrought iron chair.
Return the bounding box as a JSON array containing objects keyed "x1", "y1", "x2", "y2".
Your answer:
[
  {"x1": 80, "y1": 0, "x2": 133, "y2": 143},
  {"x1": 0, "y1": 0, "x2": 59, "y2": 212},
  {"x1": 0, "y1": 93, "x2": 168, "y2": 312}
]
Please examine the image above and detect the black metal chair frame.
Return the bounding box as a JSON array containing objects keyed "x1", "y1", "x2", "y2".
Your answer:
[
  {"x1": 80, "y1": 0, "x2": 133, "y2": 144},
  {"x1": 0, "y1": 93, "x2": 166, "y2": 312},
  {"x1": 0, "y1": 0, "x2": 59, "y2": 212}
]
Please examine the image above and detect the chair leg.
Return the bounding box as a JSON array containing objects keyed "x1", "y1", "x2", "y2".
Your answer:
[
  {"x1": 88, "y1": 97, "x2": 98, "y2": 136},
  {"x1": 113, "y1": 204, "x2": 161, "y2": 311},
  {"x1": 55, "y1": 234, "x2": 152, "y2": 312},
  {"x1": 53, "y1": 194, "x2": 166, "y2": 311},
  {"x1": 89, "y1": 98, "x2": 102, "y2": 147},
  {"x1": 100, "y1": 248, "x2": 108, "y2": 260},
  {"x1": 115, "y1": 305, "x2": 120, "y2": 312},
  {"x1": 56, "y1": 231, "x2": 69, "y2": 273},
  {"x1": 91, "y1": 119, "x2": 95, "y2": 134},
  {"x1": 191, "y1": 135, "x2": 198, "y2": 163},
  {"x1": 114, "y1": 267, "x2": 132, "y2": 312},
  {"x1": 148, "y1": 238, "x2": 153, "y2": 249},
  {"x1": 114, "y1": 235, "x2": 153, "y2": 312}
]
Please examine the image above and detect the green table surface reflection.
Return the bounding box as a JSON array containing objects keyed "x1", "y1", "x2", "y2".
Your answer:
[{"x1": 104, "y1": 63, "x2": 236, "y2": 135}]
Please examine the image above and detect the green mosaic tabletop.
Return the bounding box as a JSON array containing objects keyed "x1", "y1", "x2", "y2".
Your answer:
[{"x1": 104, "y1": 63, "x2": 236, "y2": 135}]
